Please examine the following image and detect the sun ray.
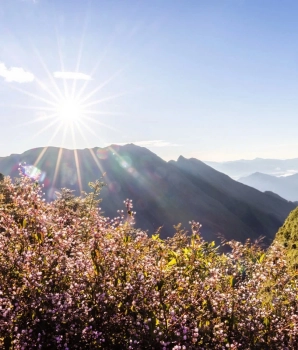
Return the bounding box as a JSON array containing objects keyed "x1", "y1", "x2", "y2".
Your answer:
[
  {"x1": 82, "y1": 110, "x2": 126, "y2": 116},
  {"x1": 87, "y1": 147, "x2": 107, "y2": 178},
  {"x1": 75, "y1": 124, "x2": 108, "y2": 180},
  {"x1": 6, "y1": 104, "x2": 56, "y2": 112},
  {"x1": 75, "y1": 30, "x2": 119, "y2": 100},
  {"x1": 7, "y1": 84, "x2": 58, "y2": 108},
  {"x1": 12, "y1": 113, "x2": 58, "y2": 130},
  {"x1": 53, "y1": 147, "x2": 63, "y2": 190},
  {"x1": 52, "y1": 116, "x2": 84, "y2": 192},
  {"x1": 7, "y1": 42, "x2": 62, "y2": 104},
  {"x1": 32, "y1": 46, "x2": 65, "y2": 100},
  {"x1": 33, "y1": 147, "x2": 49, "y2": 168},
  {"x1": 42, "y1": 120, "x2": 66, "y2": 146},
  {"x1": 26, "y1": 48, "x2": 62, "y2": 103},
  {"x1": 33, "y1": 125, "x2": 68, "y2": 184},
  {"x1": 75, "y1": 119, "x2": 98, "y2": 137},
  {"x1": 7, "y1": 21, "x2": 136, "y2": 197},
  {"x1": 31, "y1": 116, "x2": 61, "y2": 139},
  {"x1": 78, "y1": 69, "x2": 124, "y2": 103},
  {"x1": 81, "y1": 115, "x2": 120, "y2": 132},
  {"x1": 55, "y1": 27, "x2": 70, "y2": 99},
  {"x1": 71, "y1": 126, "x2": 83, "y2": 194},
  {"x1": 71, "y1": 10, "x2": 89, "y2": 100},
  {"x1": 81, "y1": 91, "x2": 130, "y2": 109},
  {"x1": 35, "y1": 78, "x2": 61, "y2": 104},
  {"x1": 60, "y1": 122, "x2": 69, "y2": 147},
  {"x1": 77, "y1": 118, "x2": 118, "y2": 147}
]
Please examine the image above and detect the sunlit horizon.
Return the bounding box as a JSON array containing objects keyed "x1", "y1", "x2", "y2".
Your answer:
[{"x1": 1, "y1": 0, "x2": 298, "y2": 164}]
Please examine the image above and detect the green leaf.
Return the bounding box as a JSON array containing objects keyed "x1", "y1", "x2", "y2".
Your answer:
[
  {"x1": 131, "y1": 305, "x2": 136, "y2": 312},
  {"x1": 183, "y1": 247, "x2": 191, "y2": 256},
  {"x1": 259, "y1": 253, "x2": 266, "y2": 263},
  {"x1": 167, "y1": 258, "x2": 177, "y2": 267},
  {"x1": 93, "y1": 263, "x2": 99, "y2": 275},
  {"x1": 170, "y1": 250, "x2": 178, "y2": 258},
  {"x1": 230, "y1": 275, "x2": 236, "y2": 288}
]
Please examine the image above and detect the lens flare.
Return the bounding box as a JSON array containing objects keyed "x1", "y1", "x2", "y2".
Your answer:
[{"x1": 22, "y1": 165, "x2": 46, "y2": 182}]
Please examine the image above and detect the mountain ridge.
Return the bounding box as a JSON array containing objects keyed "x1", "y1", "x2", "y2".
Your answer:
[
  {"x1": 239, "y1": 172, "x2": 298, "y2": 202},
  {"x1": 0, "y1": 144, "x2": 296, "y2": 245}
]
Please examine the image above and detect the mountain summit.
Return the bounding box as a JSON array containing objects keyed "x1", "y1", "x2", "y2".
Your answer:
[{"x1": 0, "y1": 145, "x2": 295, "y2": 245}]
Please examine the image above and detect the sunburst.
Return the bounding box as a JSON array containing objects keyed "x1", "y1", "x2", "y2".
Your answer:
[
  {"x1": 8, "y1": 65, "x2": 126, "y2": 146},
  {"x1": 56, "y1": 97, "x2": 82, "y2": 125},
  {"x1": 6, "y1": 51, "x2": 132, "y2": 194},
  {"x1": 2, "y1": 9, "x2": 138, "y2": 197}
]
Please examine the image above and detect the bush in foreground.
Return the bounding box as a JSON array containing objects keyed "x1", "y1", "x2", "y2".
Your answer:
[
  {"x1": 0, "y1": 174, "x2": 298, "y2": 349},
  {"x1": 275, "y1": 206, "x2": 298, "y2": 270}
]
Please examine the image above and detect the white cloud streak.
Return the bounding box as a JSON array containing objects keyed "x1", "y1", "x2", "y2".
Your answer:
[
  {"x1": 21, "y1": 0, "x2": 38, "y2": 4},
  {"x1": 53, "y1": 71, "x2": 92, "y2": 81},
  {"x1": 0, "y1": 62, "x2": 35, "y2": 83},
  {"x1": 112, "y1": 140, "x2": 179, "y2": 147}
]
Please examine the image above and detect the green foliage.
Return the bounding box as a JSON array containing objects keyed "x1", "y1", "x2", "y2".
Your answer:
[
  {"x1": 0, "y1": 174, "x2": 298, "y2": 349},
  {"x1": 274, "y1": 206, "x2": 298, "y2": 269}
]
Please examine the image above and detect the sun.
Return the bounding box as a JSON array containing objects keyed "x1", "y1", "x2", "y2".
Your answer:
[{"x1": 56, "y1": 98, "x2": 82, "y2": 124}]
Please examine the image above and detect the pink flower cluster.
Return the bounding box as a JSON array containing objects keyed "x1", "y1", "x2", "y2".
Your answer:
[{"x1": 0, "y1": 174, "x2": 297, "y2": 349}]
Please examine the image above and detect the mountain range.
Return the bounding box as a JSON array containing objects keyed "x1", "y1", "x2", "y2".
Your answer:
[
  {"x1": 206, "y1": 158, "x2": 298, "y2": 179},
  {"x1": 239, "y1": 172, "x2": 298, "y2": 202},
  {"x1": 0, "y1": 145, "x2": 296, "y2": 245}
]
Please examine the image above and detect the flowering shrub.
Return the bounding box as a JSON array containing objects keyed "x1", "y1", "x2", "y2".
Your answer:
[
  {"x1": 0, "y1": 173, "x2": 298, "y2": 349},
  {"x1": 275, "y1": 206, "x2": 298, "y2": 270}
]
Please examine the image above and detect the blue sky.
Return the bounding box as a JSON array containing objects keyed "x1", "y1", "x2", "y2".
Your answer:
[{"x1": 0, "y1": 0, "x2": 298, "y2": 161}]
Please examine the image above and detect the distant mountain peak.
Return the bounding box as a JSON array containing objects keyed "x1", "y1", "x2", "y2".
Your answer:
[
  {"x1": 177, "y1": 155, "x2": 186, "y2": 161},
  {"x1": 0, "y1": 145, "x2": 295, "y2": 246}
]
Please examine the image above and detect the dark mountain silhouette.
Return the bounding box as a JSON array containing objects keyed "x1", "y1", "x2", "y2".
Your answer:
[
  {"x1": 239, "y1": 172, "x2": 298, "y2": 202},
  {"x1": 0, "y1": 145, "x2": 296, "y2": 245},
  {"x1": 170, "y1": 156, "x2": 296, "y2": 245},
  {"x1": 206, "y1": 158, "x2": 298, "y2": 179}
]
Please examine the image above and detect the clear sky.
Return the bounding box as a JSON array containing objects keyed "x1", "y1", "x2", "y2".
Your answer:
[{"x1": 0, "y1": 0, "x2": 298, "y2": 161}]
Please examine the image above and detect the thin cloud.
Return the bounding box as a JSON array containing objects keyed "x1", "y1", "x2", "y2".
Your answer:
[
  {"x1": 21, "y1": 0, "x2": 38, "y2": 3},
  {"x1": 54, "y1": 71, "x2": 92, "y2": 81},
  {"x1": 111, "y1": 140, "x2": 179, "y2": 147},
  {"x1": 0, "y1": 62, "x2": 35, "y2": 83}
]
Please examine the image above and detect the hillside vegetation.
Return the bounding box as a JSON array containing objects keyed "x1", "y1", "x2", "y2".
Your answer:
[
  {"x1": 275, "y1": 206, "x2": 298, "y2": 268},
  {"x1": 0, "y1": 173, "x2": 298, "y2": 349}
]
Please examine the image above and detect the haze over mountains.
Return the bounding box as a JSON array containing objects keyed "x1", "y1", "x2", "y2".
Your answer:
[
  {"x1": 238, "y1": 172, "x2": 298, "y2": 202},
  {"x1": 206, "y1": 158, "x2": 298, "y2": 201},
  {"x1": 206, "y1": 158, "x2": 298, "y2": 179},
  {"x1": 0, "y1": 145, "x2": 296, "y2": 245}
]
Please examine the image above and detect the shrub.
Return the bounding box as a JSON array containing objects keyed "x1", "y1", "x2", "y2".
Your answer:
[{"x1": 0, "y1": 173, "x2": 298, "y2": 349}]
